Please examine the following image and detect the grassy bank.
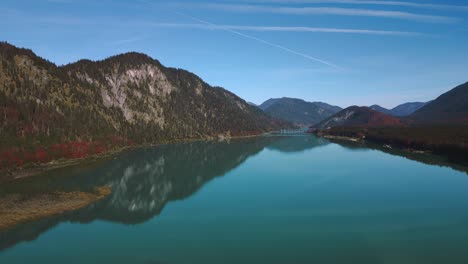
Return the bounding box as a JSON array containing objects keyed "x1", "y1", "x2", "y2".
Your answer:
[{"x1": 0, "y1": 186, "x2": 111, "y2": 231}]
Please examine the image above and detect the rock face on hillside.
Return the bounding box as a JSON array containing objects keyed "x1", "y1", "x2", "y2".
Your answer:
[
  {"x1": 259, "y1": 97, "x2": 341, "y2": 126},
  {"x1": 314, "y1": 106, "x2": 402, "y2": 129},
  {"x1": 0, "y1": 42, "x2": 288, "y2": 169}
]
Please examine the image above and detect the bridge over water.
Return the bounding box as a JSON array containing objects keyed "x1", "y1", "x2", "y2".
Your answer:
[{"x1": 269, "y1": 128, "x2": 310, "y2": 135}]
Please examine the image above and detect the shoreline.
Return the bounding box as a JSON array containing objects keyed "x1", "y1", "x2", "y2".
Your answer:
[
  {"x1": 0, "y1": 132, "x2": 270, "y2": 182},
  {"x1": 0, "y1": 146, "x2": 134, "y2": 183},
  {"x1": 311, "y1": 126, "x2": 468, "y2": 159},
  {"x1": 316, "y1": 133, "x2": 433, "y2": 154},
  {"x1": 0, "y1": 132, "x2": 270, "y2": 230},
  {"x1": 0, "y1": 131, "x2": 276, "y2": 231},
  {"x1": 0, "y1": 186, "x2": 112, "y2": 231},
  {"x1": 313, "y1": 132, "x2": 468, "y2": 173}
]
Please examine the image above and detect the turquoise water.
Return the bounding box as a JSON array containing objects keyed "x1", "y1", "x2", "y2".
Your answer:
[{"x1": 1, "y1": 135, "x2": 468, "y2": 264}]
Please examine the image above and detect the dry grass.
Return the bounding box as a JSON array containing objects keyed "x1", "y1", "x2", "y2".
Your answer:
[{"x1": 0, "y1": 186, "x2": 111, "y2": 231}]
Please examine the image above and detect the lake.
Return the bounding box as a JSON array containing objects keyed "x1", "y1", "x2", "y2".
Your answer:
[{"x1": 1, "y1": 135, "x2": 468, "y2": 264}]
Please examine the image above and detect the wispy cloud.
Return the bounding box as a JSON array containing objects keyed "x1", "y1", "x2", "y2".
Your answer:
[
  {"x1": 109, "y1": 36, "x2": 145, "y2": 45},
  {"x1": 174, "y1": 12, "x2": 342, "y2": 69},
  {"x1": 189, "y1": 4, "x2": 458, "y2": 23},
  {"x1": 236, "y1": 0, "x2": 468, "y2": 11},
  {"x1": 46, "y1": 0, "x2": 73, "y2": 3},
  {"x1": 155, "y1": 23, "x2": 424, "y2": 36}
]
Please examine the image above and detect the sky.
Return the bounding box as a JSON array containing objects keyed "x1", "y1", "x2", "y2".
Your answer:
[{"x1": 1, "y1": 0, "x2": 468, "y2": 108}]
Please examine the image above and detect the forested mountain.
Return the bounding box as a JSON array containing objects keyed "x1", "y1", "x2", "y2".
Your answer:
[
  {"x1": 259, "y1": 98, "x2": 281, "y2": 111},
  {"x1": 370, "y1": 102, "x2": 427, "y2": 116},
  {"x1": 323, "y1": 82, "x2": 468, "y2": 129},
  {"x1": 259, "y1": 97, "x2": 342, "y2": 125},
  {"x1": 0, "y1": 42, "x2": 289, "y2": 169},
  {"x1": 391, "y1": 102, "x2": 427, "y2": 116},
  {"x1": 312, "y1": 83, "x2": 468, "y2": 162},
  {"x1": 410, "y1": 82, "x2": 468, "y2": 123},
  {"x1": 313, "y1": 106, "x2": 402, "y2": 129},
  {"x1": 369, "y1": 105, "x2": 392, "y2": 115}
]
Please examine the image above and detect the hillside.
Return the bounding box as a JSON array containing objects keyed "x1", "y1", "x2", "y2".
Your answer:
[
  {"x1": 369, "y1": 105, "x2": 392, "y2": 115},
  {"x1": 0, "y1": 42, "x2": 289, "y2": 170},
  {"x1": 314, "y1": 106, "x2": 402, "y2": 129},
  {"x1": 369, "y1": 102, "x2": 427, "y2": 116},
  {"x1": 326, "y1": 82, "x2": 468, "y2": 128},
  {"x1": 312, "y1": 83, "x2": 468, "y2": 163},
  {"x1": 259, "y1": 97, "x2": 341, "y2": 125},
  {"x1": 391, "y1": 102, "x2": 427, "y2": 116},
  {"x1": 410, "y1": 82, "x2": 468, "y2": 123}
]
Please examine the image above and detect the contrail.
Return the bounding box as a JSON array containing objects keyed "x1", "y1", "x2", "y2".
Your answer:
[
  {"x1": 156, "y1": 23, "x2": 423, "y2": 36},
  {"x1": 241, "y1": 0, "x2": 468, "y2": 11},
  {"x1": 174, "y1": 11, "x2": 342, "y2": 70}
]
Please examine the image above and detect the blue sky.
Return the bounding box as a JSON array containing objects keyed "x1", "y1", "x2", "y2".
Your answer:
[{"x1": 2, "y1": 0, "x2": 468, "y2": 108}]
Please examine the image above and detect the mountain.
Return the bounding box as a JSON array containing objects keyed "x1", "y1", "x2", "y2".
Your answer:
[
  {"x1": 391, "y1": 102, "x2": 427, "y2": 116},
  {"x1": 259, "y1": 97, "x2": 342, "y2": 126},
  {"x1": 370, "y1": 102, "x2": 427, "y2": 116},
  {"x1": 344, "y1": 82, "x2": 468, "y2": 124},
  {"x1": 0, "y1": 42, "x2": 289, "y2": 169},
  {"x1": 312, "y1": 84, "x2": 468, "y2": 163},
  {"x1": 259, "y1": 98, "x2": 281, "y2": 111},
  {"x1": 314, "y1": 106, "x2": 402, "y2": 129},
  {"x1": 410, "y1": 82, "x2": 468, "y2": 123},
  {"x1": 369, "y1": 105, "x2": 392, "y2": 115},
  {"x1": 313, "y1": 101, "x2": 344, "y2": 113}
]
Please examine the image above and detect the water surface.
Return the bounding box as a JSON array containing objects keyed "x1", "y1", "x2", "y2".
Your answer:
[{"x1": 1, "y1": 135, "x2": 468, "y2": 264}]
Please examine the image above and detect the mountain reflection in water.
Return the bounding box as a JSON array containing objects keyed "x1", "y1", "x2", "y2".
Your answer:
[
  {"x1": 0, "y1": 135, "x2": 466, "y2": 253},
  {"x1": 0, "y1": 136, "x2": 328, "y2": 250}
]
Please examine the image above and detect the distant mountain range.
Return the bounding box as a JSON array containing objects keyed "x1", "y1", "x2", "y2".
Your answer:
[
  {"x1": 313, "y1": 82, "x2": 468, "y2": 129},
  {"x1": 258, "y1": 97, "x2": 428, "y2": 127},
  {"x1": 311, "y1": 82, "x2": 468, "y2": 163},
  {"x1": 259, "y1": 97, "x2": 342, "y2": 126},
  {"x1": 370, "y1": 102, "x2": 428, "y2": 117},
  {"x1": 0, "y1": 42, "x2": 290, "y2": 169}
]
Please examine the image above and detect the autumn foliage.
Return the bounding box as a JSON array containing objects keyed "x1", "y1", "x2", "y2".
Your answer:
[{"x1": 0, "y1": 137, "x2": 131, "y2": 170}]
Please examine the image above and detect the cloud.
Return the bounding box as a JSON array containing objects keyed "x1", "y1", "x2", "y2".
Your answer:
[
  {"x1": 109, "y1": 36, "x2": 145, "y2": 45},
  {"x1": 155, "y1": 23, "x2": 424, "y2": 36},
  {"x1": 190, "y1": 4, "x2": 458, "y2": 23},
  {"x1": 237, "y1": 0, "x2": 468, "y2": 11},
  {"x1": 46, "y1": 0, "x2": 74, "y2": 3}
]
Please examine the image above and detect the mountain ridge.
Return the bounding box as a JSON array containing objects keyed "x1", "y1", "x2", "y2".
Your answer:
[
  {"x1": 310, "y1": 83, "x2": 468, "y2": 164},
  {"x1": 410, "y1": 82, "x2": 468, "y2": 123},
  {"x1": 369, "y1": 102, "x2": 427, "y2": 117},
  {"x1": 259, "y1": 97, "x2": 342, "y2": 125},
  {"x1": 313, "y1": 106, "x2": 402, "y2": 129}
]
